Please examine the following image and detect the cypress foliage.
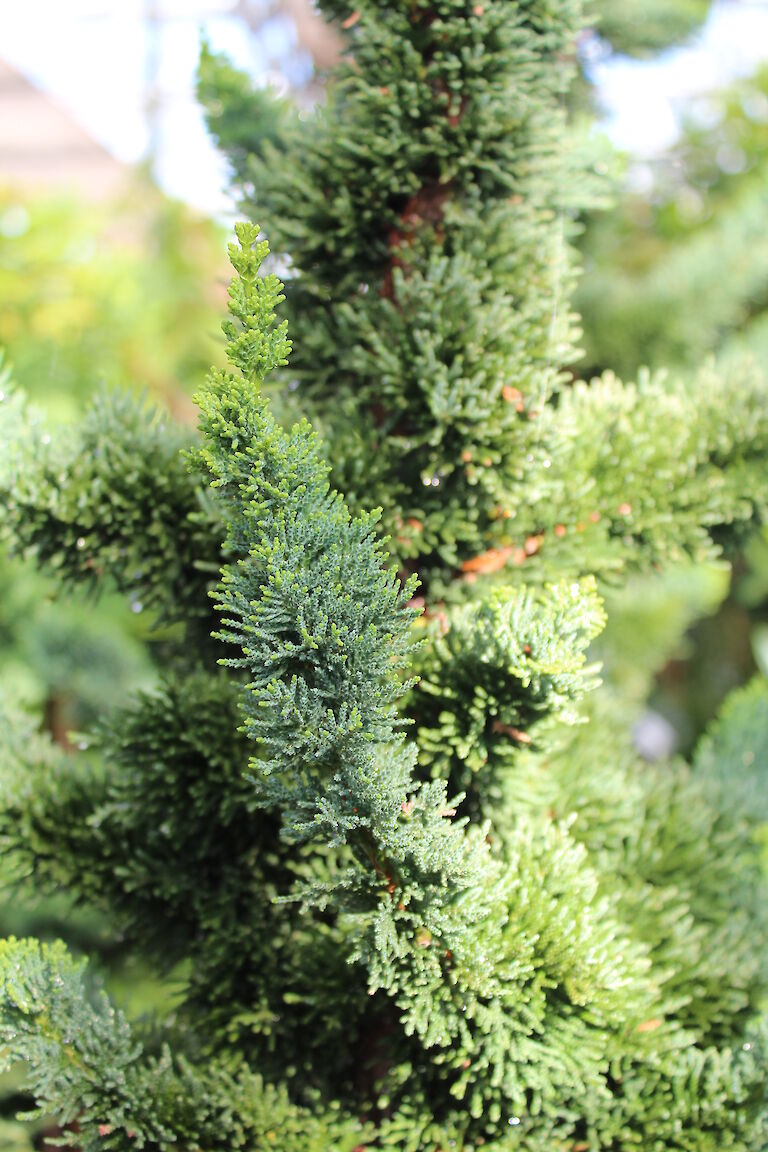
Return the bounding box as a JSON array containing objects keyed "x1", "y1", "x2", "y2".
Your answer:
[
  {"x1": 2, "y1": 389, "x2": 219, "y2": 629},
  {"x1": 201, "y1": 0, "x2": 586, "y2": 577},
  {"x1": 1, "y1": 2, "x2": 767, "y2": 1149}
]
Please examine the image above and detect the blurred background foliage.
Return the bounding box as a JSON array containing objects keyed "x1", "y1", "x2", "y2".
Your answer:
[
  {"x1": 0, "y1": 176, "x2": 228, "y2": 737},
  {"x1": 575, "y1": 56, "x2": 768, "y2": 751},
  {"x1": 0, "y1": 180, "x2": 226, "y2": 1145},
  {"x1": 577, "y1": 62, "x2": 768, "y2": 379},
  {"x1": 0, "y1": 180, "x2": 227, "y2": 423},
  {"x1": 593, "y1": 0, "x2": 713, "y2": 56}
]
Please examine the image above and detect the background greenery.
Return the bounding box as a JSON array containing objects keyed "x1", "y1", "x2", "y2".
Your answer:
[{"x1": 0, "y1": 181, "x2": 226, "y2": 1147}]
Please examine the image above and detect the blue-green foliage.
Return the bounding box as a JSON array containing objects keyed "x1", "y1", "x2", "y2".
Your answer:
[
  {"x1": 197, "y1": 225, "x2": 421, "y2": 840},
  {"x1": 0, "y1": 938, "x2": 370, "y2": 1152},
  {"x1": 194, "y1": 232, "x2": 655, "y2": 1138},
  {"x1": 199, "y1": 1, "x2": 768, "y2": 591},
  {"x1": 1, "y1": 222, "x2": 767, "y2": 1151},
  {"x1": 201, "y1": 0, "x2": 586, "y2": 574},
  {"x1": 1, "y1": 0, "x2": 768, "y2": 1142}
]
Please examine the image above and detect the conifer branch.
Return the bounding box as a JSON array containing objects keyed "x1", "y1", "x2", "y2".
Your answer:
[
  {"x1": 0, "y1": 389, "x2": 220, "y2": 630},
  {"x1": 411, "y1": 577, "x2": 606, "y2": 818},
  {"x1": 481, "y1": 362, "x2": 768, "y2": 583},
  {"x1": 195, "y1": 225, "x2": 657, "y2": 1124},
  {"x1": 0, "y1": 938, "x2": 370, "y2": 1151}
]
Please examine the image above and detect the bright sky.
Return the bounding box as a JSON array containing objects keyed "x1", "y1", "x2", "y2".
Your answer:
[
  {"x1": 0, "y1": 0, "x2": 307, "y2": 214},
  {"x1": 1, "y1": 0, "x2": 768, "y2": 215},
  {"x1": 590, "y1": 0, "x2": 768, "y2": 152}
]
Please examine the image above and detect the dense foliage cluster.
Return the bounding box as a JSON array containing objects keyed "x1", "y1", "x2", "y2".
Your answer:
[{"x1": 0, "y1": 2, "x2": 767, "y2": 1149}]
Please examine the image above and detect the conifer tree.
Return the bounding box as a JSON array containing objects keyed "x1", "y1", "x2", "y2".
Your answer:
[{"x1": 1, "y1": 4, "x2": 768, "y2": 1151}]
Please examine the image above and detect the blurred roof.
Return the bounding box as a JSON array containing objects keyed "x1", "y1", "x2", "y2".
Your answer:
[{"x1": 0, "y1": 58, "x2": 128, "y2": 200}]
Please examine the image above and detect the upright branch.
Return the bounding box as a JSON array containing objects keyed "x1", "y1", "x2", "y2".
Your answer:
[{"x1": 193, "y1": 226, "x2": 658, "y2": 1134}]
